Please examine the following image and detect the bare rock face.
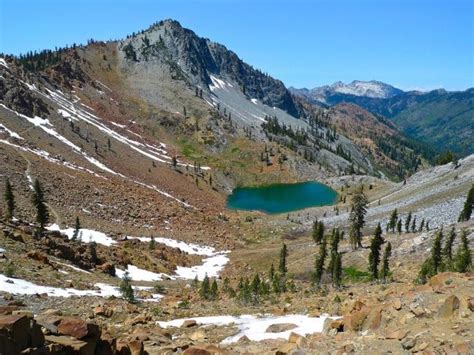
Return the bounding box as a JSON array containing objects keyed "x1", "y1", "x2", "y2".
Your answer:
[{"x1": 0, "y1": 69, "x2": 50, "y2": 118}]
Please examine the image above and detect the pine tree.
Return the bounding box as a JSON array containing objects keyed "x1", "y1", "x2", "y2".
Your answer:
[
  {"x1": 432, "y1": 229, "x2": 443, "y2": 273},
  {"x1": 312, "y1": 220, "x2": 324, "y2": 244},
  {"x1": 418, "y1": 219, "x2": 425, "y2": 232},
  {"x1": 72, "y1": 216, "x2": 80, "y2": 241},
  {"x1": 149, "y1": 236, "x2": 156, "y2": 249},
  {"x1": 3, "y1": 178, "x2": 15, "y2": 221},
  {"x1": 388, "y1": 209, "x2": 398, "y2": 232},
  {"x1": 279, "y1": 243, "x2": 288, "y2": 274},
  {"x1": 88, "y1": 241, "x2": 98, "y2": 264},
  {"x1": 210, "y1": 279, "x2": 218, "y2": 300},
  {"x1": 368, "y1": 223, "x2": 384, "y2": 279},
  {"x1": 199, "y1": 274, "x2": 210, "y2": 299},
  {"x1": 313, "y1": 236, "x2": 327, "y2": 286},
  {"x1": 349, "y1": 189, "x2": 368, "y2": 250},
  {"x1": 250, "y1": 273, "x2": 261, "y2": 301},
  {"x1": 454, "y1": 230, "x2": 472, "y2": 272},
  {"x1": 442, "y1": 227, "x2": 456, "y2": 266},
  {"x1": 380, "y1": 242, "x2": 392, "y2": 281},
  {"x1": 119, "y1": 271, "x2": 135, "y2": 303},
  {"x1": 32, "y1": 179, "x2": 49, "y2": 233},
  {"x1": 328, "y1": 229, "x2": 341, "y2": 278},
  {"x1": 269, "y1": 263, "x2": 275, "y2": 282},
  {"x1": 458, "y1": 185, "x2": 474, "y2": 221},
  {"x1": 405, "y1": 211, "x2": 412, "y2": 233},
  {"x1": 411, "y1": 216, "x2": 417, "y2": 233},
  {"x1": 396, "y1": 219, "x2": 402, "y2": 234},
  {"x1": 332, "y1": 252, "x2": 342, "y2": 288}
]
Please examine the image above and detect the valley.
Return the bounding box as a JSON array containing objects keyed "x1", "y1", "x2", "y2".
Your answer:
[{"x1": 0, "y1": 18, "x2": 472, "y2": 355}]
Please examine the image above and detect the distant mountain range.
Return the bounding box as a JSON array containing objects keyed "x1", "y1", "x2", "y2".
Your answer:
[
  {"x1": 290, "y1": 82, "x2": 474, "y2": 156},
  {"x1": 290, "y1": 80, "x2": 403, "y2": 101}
]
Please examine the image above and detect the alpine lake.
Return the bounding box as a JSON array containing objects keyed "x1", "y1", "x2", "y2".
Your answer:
[{"x1": 227, "y1": 181, "x2": 338, "y2": 214}]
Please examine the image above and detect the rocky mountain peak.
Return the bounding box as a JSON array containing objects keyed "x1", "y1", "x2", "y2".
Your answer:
[{"x1": 119, "y1": 19, "x2": 301, "y2": 117}]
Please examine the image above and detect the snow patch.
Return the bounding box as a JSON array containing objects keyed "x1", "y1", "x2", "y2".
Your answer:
[
  {"x1": 0, "y1": 123, "x2": 23, "y2": 139},
  {"x1": 116, "y1": 265, "x2": 172, "y2": 282},
  {"x1": 158, "y1": 314, "x2": 337, "y2": 343},
  {"x1": 0, "y1": 58, "x2": 8, "y2": 68},
  {"x1": 47, "y1": 224, "x2": 117, "y2": 246},
  {"x1": 127, "y1": 236, "x2": 230, "y2": 280}
]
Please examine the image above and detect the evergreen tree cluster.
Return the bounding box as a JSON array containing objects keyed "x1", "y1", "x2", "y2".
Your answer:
[
  {"x1": 313, "y1": 228, "x2": 344, "y2": 288},
  {"x1": 416, "y1": 228, "x2": 472, "y2": 284}
]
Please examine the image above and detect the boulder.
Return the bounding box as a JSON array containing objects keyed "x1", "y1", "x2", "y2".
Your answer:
[
  {"x1": 44, "y1": 335, "x2": 95, "y2": 354},
  {"x1": 385, "y1": 329, "x2": 408, "y2": 340},
  {"x1": 182, "y1": 319, "x2": 197, "y2": 328},
  {"x1": 468, "y1": 298, "x2": 474, "y2": 312},
  {"x1": 438, "y1": 295, "x2": 460, "y2": 318},
  {"x1": 128, "y1": 339, "x2": 144, "y2": 355},
  {"x1": 0, "y1": 306, "x2": 19, "y2": 315},
  {"x1": 343, "y1": 309, "x2": 368, "y2": 331},
  {"x1": 276, "y1": 342, "x2": 298, "y2": 354},
  {"x1": 392, "y1": 298, "x2": 402, "y2": 311},
  {"x1": 94, "y1": 306, "x2": 113, "y2": 318},
  {"x1": 183, "y1": 346, "x2": 212, "y2": 355},
  {"x1": 26, "y1": 251, "x2": 50, "y2": 265},
  {"x1": 98, "y1": 262, "x2": 116, "y2": 276},
  {"x1": 57, "y1": 317, "x2": 100, "y2": 340},
  {"x1": 266, "y1": 323, "x2": 298, "y2": 333},
  {"x1": 288, "y1": 332, "x2": 307, "y2": 348},
  {"x1": 0, "y1": 314, "x2": 30, "y2": 350},
  {"x1": 189, "y1": 329, "x2": 207, "y2": 341},
  {"x1": 364, "y1": 307, "x2": 383, "y2": 330}
]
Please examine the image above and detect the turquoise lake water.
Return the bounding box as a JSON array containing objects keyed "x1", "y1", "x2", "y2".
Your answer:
[{"x1": 227, "y1": 181, "x2": 338, "y2": 214}]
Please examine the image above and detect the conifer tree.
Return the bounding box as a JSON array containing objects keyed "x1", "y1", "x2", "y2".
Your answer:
[
  {"x1": 388, "y1": 209, "x2": 398, "y2": 232},
  {"x1": 72, "y1": 216, "x2": 80, "y2": 241},
  {"x1": 3, "y1": 178, "x2": 15, "y2": 221},
  {"x1": 396, "y1": 219, "x2": 402, "y2": 234},
  {"x1": 210, "y1": 279, "x2": 218, "y2": 300},
  {"x1": 250, "y1": 273, "x2": 261, "y2": 301},
  {"x1": 454, "y1": 230, "x2": 472, "y2": 272},
  {"x1": 269, "y1": 263, "x2": 275, "y2": 282},
  {"x1": 279, "y1": 243, "x2": 288, "y2": 274},
  {"x1": 328, "y1": 229, "x2": 341, "y2": 278},
  {"x1": 368, "y1": 223, "x2": 384, "y2": 279},
  {"x1": 458, "y1": 185, "x2": 474, "y2": 221},
  {"x1": 312, "y1": 220, "x2": 324, "y2": 244},
  {"x1": 199, "y1": 274, "x2": 210, "y2": 299},
  {"x1": 419, "y1": 219, "x2": 425, "y2": 232},
  {"x1": 380, "y1": 242, "x2": 392, "y2": 281},
  {"x1": 349, "y1": 189, "x2": 368, "y2": 250},
  {"x1": 332, "y1": 252, "x2": 342, "y2": 288},
  {"x1": 149, "y1": 236, "x2": 156, "y2": 249},
  {"x1": 442, "y1": 227, "x2": 456, "y2": 265},
  {"x1": 432, "y1": 229, "x2": 443, "y2": 273},
  {"x1": 119, "y1": 271, "x2": 135, "y2": 303},
  {"x1": 411, "y1": 216, "x2": 417, "y2": 233},
  {"x1": 32, "y1": 179, "x2": 49, "y2": 234},
  {"x1": 405, "y1": 211, "x2": 412, "y2": 233},
  {"x1": 313, "y1": 236, "x2": 327, "y2": 286}
]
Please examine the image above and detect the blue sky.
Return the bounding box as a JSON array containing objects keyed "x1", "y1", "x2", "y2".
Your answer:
[{"x1": 0, "y1": 0, "x2": 472, "y2": 90}]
